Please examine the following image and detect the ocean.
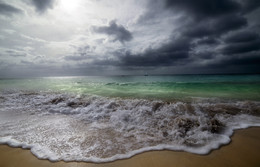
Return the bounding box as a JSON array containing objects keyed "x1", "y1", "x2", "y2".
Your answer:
[{"x1": 0, "y1": 74, "x2": 260, "y2": 162}]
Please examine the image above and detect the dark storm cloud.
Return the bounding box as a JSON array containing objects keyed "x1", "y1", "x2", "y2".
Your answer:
[
  {"x1": 0, "y1": 2, "x2": 23, "y2": 16},
  {"x1": 221, "y1": 31, "x2": 260, "y2": 55},
  {"x1": 196, "y1": 37, "x2": 220, "y2": 45},
  {"x1": 221, "y1": 39, "x2": 260, "y2": 55},
  {"x1": 206, "y1": 52, "x2": 260, "y2": 69},
  {"x1": 118, "y1": 50, "x2": 189, "y2": 67},
  {"x1": 226, "y1": 54, "x2": 260, "y2": 66},
  {"x1": 161, "y1": 0, "x2": 259, "y2": 40},
  {"x1": 94, "y1": 37, "x2": 191, "y2": 67},
  {"x1": 131, "y1": 0, "x2": 249, "y2": 66},
  {"x1": 115, "y1": 0, "x2": 260, "y2": 73},
  {"x1": 195, "y1": 51, "x2": 215, "y2": 60},
  {"x1": 183, "y1": 14, "x2": 247, "y2": 38},
  {"x1": 224, "y1": 31, "x2": 260, "y2": 43},
  {"x1": 120, "y1": 37, "x2": 190, "y2": 66},
  {"x1": 240, "y1": 0, "x2": 260, "y2": 14},
  {"x1": 31, "y1": 0, "x2": 55, "y2": 13},
  {"x1": 92, "y1": 20, "x2": 133, "y2": 44},
  {"x1": 165, "y1": 0, "x2": 241, "y2": 18}
]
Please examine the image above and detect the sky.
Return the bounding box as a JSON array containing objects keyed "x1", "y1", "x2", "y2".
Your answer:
[{"x1": 0, "y1": 0, "x2": 260, "y2": 77}]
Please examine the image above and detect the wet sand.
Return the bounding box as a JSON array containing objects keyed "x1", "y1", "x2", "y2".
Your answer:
[{"x1": 0, "y1": 127, "x2": 259, "y2": 167}]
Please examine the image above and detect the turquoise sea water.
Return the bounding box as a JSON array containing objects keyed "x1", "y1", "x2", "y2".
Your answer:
[{"x1": 1, "y1": 74, "x2": 260, "y2": 100}]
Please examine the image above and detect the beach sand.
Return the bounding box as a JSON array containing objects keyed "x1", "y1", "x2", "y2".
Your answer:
[{"x1": 0, "y1": 127, "x2": 259, "y2": 167}]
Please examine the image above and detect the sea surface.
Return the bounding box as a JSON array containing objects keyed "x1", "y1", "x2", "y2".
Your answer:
[{"x1": 0, "y1": 75, "x2": 260, "y2": 162}]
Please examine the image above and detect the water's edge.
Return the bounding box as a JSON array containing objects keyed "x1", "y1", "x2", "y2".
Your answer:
[{"x1": 1, "y1": 126, "x2": 260, "y2": 163}]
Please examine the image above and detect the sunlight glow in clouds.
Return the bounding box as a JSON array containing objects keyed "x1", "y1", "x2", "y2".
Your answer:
[{"x1": 58, "y1": 0, "x2": 80, "y2": 12}]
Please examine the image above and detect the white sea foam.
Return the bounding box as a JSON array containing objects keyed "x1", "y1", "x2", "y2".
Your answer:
[{"x1": 0, "y1": 90, "x2": 259, "y2": 162}]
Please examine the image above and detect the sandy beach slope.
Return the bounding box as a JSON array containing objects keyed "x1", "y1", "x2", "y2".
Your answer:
[{"x1": 0, "y1": 127, "x2": 259, "y2": 167}]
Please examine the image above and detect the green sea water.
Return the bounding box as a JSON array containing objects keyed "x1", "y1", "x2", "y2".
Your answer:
[{"x1": 0, "y1": 74, "x2": 260, "y2": 100}]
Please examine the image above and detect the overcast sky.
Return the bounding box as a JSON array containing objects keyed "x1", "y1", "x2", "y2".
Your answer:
[{"x1": 0, "y1": 0, "x2": 260, "y2": 77}]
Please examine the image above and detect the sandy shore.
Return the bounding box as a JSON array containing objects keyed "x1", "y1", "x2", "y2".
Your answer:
[{"x1": 0, "y1": 127, "x2": 259, "y2": 167}]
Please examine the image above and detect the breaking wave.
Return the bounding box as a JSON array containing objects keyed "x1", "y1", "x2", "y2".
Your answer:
[{"x1": 0, "y1": 90, "x2": 259, "y2": 162}]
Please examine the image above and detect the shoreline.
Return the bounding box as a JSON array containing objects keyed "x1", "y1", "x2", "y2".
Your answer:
[{"x1": 0, "y1": 127, "x2": 260, "y2": 167}]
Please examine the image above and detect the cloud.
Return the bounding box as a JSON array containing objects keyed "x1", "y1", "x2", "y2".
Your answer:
[
  {"x1": 206, "y1": 52, "x2": 260, "y2": 70},
  {"x1": 1, "y1": 0, "x2": 260, "y2": 77},
  {"x1": 92, "y1": 20, "x2": 133, "y2": 44},
  {"x1": 165, "y1": 0, "x2": 241, "y2": 18},
  {"x1": 6, "y1": 50, "x2": 27, "y2": 57},
  {"x1": 0, "y1": 2, "x2": 23, "y2": 16},
  {"x1": 31, "y1": 0, "x2": 55, "y2": 13},
  {"x1": 63, "y1": 45, "x2": 95, "y2": 61},
  {"x1": 240, "y1": 0, "x2": 260, "y2": 14},
  {"x1": 224, "y1": 31, "x2": 259, "y2": 43},
  {"x1": 20, "y1": 60, "x2": 34, "y2": 65},
  {"x1": 89, "y1": 0, "x2": 260, "y2": 74},
  {"x1": 221, "y1": 39, "x2": 260, "y2": 55},
  {"x1": 64, "y1": 55, "x2": 89, "y2": 61},
  {"x1": 196, "y1": 37, "x2": 220, "y2": 45},
  {"x1": 94, "y1": 37, "x2": 191, "y2": 67},
  {"x1": 221, "y1": 30, "x2": 260, "y2": 54},
  {"x1": 227, "y1": 53, "x2": 260, "y2": 66},
  {"x1": 122, "y1": 0, "x2": 260, "y2": 73},
  {"x1": 183, "y1": 14, "x2": 247, "y2": 38}
]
